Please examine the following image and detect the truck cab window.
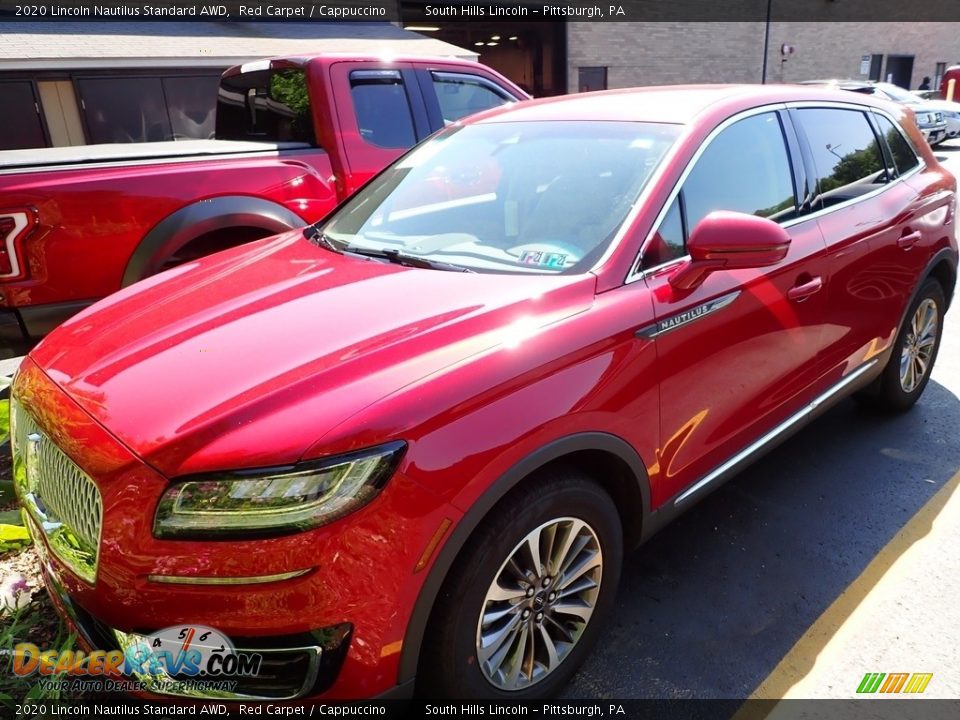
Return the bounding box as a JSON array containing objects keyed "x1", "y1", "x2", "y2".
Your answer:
[
  {"x1": 217, "y1": 68, "x2": 316, "y2": 145},
  {"x1": 350, "y1": 70, "x2": 416, "y2": 149},
  {"x1": 431, "y1": 72, "x2": 514, "y2": 124}
]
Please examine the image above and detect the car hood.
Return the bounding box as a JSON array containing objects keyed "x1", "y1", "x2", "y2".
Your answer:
[
  {"x1": 31, "y1": 232, "x2": 595, "y2": 477},
  {"x1": 920, "y1": 99, "x2": 960, "y2": 113}
]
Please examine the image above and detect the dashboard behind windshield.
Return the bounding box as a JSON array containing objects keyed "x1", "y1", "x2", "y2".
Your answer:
[{"x1": 321, "y1": 120, "x2": 681, "y2": 274}]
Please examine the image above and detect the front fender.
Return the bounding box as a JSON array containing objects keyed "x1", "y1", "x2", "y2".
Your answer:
[{"x1": 396, "y1": 431, "x2": 650, "y2": 685}]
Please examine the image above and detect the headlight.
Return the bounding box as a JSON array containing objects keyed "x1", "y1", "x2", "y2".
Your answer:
[{"x1": 153, "y1": 442, "x2": 406, "y2": 539}]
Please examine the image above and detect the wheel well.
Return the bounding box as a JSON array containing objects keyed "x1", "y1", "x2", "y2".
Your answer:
[
  {"x1": 154, "y1": 226, "x2": 275, "y2": 273},
  {"x1": 526, "y1": 450, "x2": 645, "y2": 549},
  {"x1": 930, "y1": 258, "x2": 956, "y2": 310},
  {"x1": 413, "y1": 447, "x2": 645, "y2": 692},
  {"x1": 400, "y1": 434, "x2": 650, "y2": 686}
]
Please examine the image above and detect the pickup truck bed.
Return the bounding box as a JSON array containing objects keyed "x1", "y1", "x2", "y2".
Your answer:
[{"x1": 0, "y1": 139, "x2": 312, "y2": 172}]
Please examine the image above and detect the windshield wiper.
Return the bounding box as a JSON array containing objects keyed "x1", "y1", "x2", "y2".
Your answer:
[
  {"x1": 346, "y1": 247, "x2": 475, "y2": 273},
  {"x1": 303, "y1": 226, "x2": 342, "y2": 254},
  {"x1": 303, "y1": 227, "x2": 472, "y2": 272}
]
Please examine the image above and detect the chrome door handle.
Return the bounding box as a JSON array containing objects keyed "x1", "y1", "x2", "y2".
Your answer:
[
  {"x1": 898, "y1": 230, "x2": 922, "y2": 249},
  {"x1": 787, "y1": 276, "x2": 823, "y2": 302}
]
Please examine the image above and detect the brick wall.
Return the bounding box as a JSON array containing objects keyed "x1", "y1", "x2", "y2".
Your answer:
[
  {"x1": 765, "y1": 22, "x2": 958, "y2": 89},
  {"x1": 568, "y1": 21, "x2": 960, "y2": 92}
]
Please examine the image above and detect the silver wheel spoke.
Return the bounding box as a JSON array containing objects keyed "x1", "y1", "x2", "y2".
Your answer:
[
  {"x1": 503, "y1": 623, "x2": 528, "y2": 687},
  {"x1": 552, "y1": 600, "x2": 594, "y2": 622},
  {"x1": 476, "y1": 516, "x2": 603, "y2": 691},
  {"x1": 916, "y1": 335, "x2": 936, "y2": 352},
  {"x1": 482, "y1": 602, "x2": 520, "y2": 626},
  {"x1": 557, "y1": 534, "x2": 591, "y2": 578},
  {"x1": 547, "y1": 519, "x2": 583, "y2": 576},
  {"x1": 557, "y1": 574, "x2": 599, "y2": 598},
  {"x1": 479, "y1": 612, "x2": 522, "y2": 666},
  {"x1": 537, "y1": 622, "x2": 561, "y2": 673},
  {"x1": 485, "y1": 580, "x2": 527, "y2": 603},
  {"x1": 556, "y1": 549, "x2": 602, "y2": 591},
  {"x1": 524, "y1": 534, "x2": 543, "y2": 578}
]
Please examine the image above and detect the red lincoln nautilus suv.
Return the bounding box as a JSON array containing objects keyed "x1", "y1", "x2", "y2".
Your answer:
[{"x1": 12, "y1": 85, "x2": 958, "y2": 700}]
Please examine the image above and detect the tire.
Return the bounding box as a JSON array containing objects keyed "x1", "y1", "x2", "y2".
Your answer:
[
  {"x1": 868, "y1": 278, "x2": 945, "y2": 412},
  {"x1": 418, "y1": 471, "x2": 623, "y2": 699}
]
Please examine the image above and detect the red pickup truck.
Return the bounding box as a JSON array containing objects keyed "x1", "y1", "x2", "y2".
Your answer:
[{"x1": 0, "y1": 53, "x2": 525, "y2": 345}]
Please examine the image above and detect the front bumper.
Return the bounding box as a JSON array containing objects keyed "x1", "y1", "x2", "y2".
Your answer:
[
  {"x1": 921, "y1": 124, "x2": 949, "y2": 145},
  {"x1": 0, "y1": 300, "x2": 92, "y2": 343},
  {"x1": 13, "y1": 356, "x2": 454, "y2": 699},
  {"x1": 29, "y1": 528, "x2": 352, "y2": 701}
]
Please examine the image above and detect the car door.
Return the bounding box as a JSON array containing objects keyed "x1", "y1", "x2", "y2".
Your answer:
[
  {"x1": 329, "y1": 62, "x2": 431, "y2": 195},
  {"x1": 637, "y1": 109, "x2": 831, "y2": 505},
  {"x1": 791, "y1": 106, "x2": 928, "y2": 385}
]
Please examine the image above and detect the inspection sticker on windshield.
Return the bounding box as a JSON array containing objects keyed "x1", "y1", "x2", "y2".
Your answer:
[{"x1": 519, "y1": 250, "x2": 567, "y2": 267}]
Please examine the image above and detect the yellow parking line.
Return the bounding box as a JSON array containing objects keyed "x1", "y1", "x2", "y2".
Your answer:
[{"x1": 736, "y1": 467, "x2": 960, "y2": 713}]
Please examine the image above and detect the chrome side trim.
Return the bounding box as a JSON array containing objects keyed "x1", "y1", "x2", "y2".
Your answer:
[
  {"x1": 0, "y1": 148, "x2": 326, "y2": 177},
  {"x1": 636, "y1": 290, "x2": 740, "y2": 339},
  {"x1": 628, "y1": 101, "x2": 924, "y2": 285},
  {"x1": 673, "y1": 359, "x2": 880, "y2": 507},
  {"x1": 147, "y1": 568, "x2": 313, "y2": 586}
]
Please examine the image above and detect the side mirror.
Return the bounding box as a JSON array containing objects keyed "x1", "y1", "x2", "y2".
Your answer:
[{"x1": 669, "y1": 211, "x2": 791, "y2": 290}]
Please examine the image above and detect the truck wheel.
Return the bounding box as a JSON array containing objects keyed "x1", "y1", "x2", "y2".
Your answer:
[
  {"x1": 864, "y1": 278, "x2": 945, "y2": 413},
  {"x1": 418, "y1": 471, "x2": 622, "y2": 698}
]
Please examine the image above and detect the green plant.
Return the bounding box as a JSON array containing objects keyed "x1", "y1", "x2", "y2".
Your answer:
[{"x1": 0, "y1": 598, "x2": 75, "y2": 708}]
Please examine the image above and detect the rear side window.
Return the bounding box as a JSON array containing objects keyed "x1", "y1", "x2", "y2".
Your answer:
[
  {"x1": 350, "y1": 70, "x2": 416, "y2": 149},
  {"x1": 431, "y1": 72, "x2": 514, "y2": 124},
  {"x1": 0, "y1": 81, "x2": 47, "y2": 150},
  {"x1": 79, "y1": 77, "x2": 171, "y2": 143},
  {"x1": 874, "y1": 114, "x2": 921, "y2": 176},
  {"x1": 164, "y1": 76, "x2": 220, "y2": 140},
  {"x1": 217, "y1": 68, "x2": 315, "y2": 145},
  {"x1": 683, "y1": 112, "x2": 797, "y2": 232},
  {"x1": 798, "y1": 109, "x2": 888, "y2": 207}
]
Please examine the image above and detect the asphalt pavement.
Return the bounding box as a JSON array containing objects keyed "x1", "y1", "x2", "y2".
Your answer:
[{"x1": 564, "y1": 143, "x2": 960, "y2": 701}]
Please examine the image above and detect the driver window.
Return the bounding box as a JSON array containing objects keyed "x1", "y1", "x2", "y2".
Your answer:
[{"x1": 642, "y1": 111, "x2": 797, "y2": 270}]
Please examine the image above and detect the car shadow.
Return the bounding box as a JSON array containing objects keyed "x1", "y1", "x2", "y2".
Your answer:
[{"x1": 564, "y1": 379, "x2": 960, "y2": 699}]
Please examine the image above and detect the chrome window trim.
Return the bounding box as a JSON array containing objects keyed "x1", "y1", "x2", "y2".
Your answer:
[{"x1": 626, "y1": 100, "x2": 924, "y2": 285}]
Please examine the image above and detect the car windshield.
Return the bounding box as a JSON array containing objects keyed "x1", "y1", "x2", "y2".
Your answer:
[
  {"x1": 875, "y1": 83, "x2": 922, "y2": 104},
  {"x1": 320, "y1": 120, "x2": 681, "y2": 274}
]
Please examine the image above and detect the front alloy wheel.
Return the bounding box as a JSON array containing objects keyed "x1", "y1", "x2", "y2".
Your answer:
[
  {"x1": 477, "y1": 518, "x2": 602, "y2": 690},
  {"x1": 419, "y1": 471, "x2": 622, "y2": 698}
]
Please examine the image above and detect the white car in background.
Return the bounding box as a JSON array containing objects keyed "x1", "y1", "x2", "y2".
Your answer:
[{"x1": 915, "y1": 96, "x2": 960, "y2": 140}]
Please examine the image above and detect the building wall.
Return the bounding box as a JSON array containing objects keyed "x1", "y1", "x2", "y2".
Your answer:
[
  {"x1": 568, "y1": 21, "x2": 960, "y2": 93},
  {"x1": 567, "y1": 22, "x2": 767, "y2": 92},
  {"x1": 765, "y1": 22, "x2": 958, "y2": 89}
]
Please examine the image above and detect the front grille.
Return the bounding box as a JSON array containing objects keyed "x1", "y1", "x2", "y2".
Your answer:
[{"x1": 12, "y1": 400, "x2": 103, "y2": 583}]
